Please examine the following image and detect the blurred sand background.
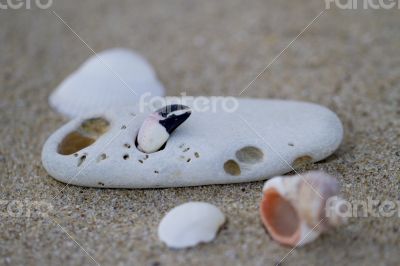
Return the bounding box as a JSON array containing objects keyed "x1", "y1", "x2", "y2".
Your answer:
[{"x1": 0, "y1": 0, "x2": 399, "y2": 265}]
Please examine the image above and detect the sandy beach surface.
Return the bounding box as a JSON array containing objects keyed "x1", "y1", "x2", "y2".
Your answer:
[{"x1": 1, "y1": 0, "x2": 399, "y2": 265}]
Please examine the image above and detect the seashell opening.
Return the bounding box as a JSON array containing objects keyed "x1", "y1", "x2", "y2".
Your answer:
[
  {"x1": 58, "y1": 117, "x2": 109, "y2": 155},
  {"x1": 260, "y1": 171, "x2": 347, "y2": 247},
  {"x1": 260, "y1": 188, "x2": 300, "y2": 245},
  {"x1": 235, "y1": 146, "x2": 264, "y2": 164}
]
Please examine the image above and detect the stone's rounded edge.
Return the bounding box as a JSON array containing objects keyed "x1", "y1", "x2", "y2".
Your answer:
[
  {"x1": 158, "y1": 202, "x2": 226, "y2": 249},
  {"x1": 315, "y1": 104, "x2": 344, "y2": 161},
  {"x1": 239, "y1": 98, "x2": 344, "y2": 162},
  {"x1": 316, "y1": 103, "x2": 344, "y2": 145},
  {"x1": 286, "y1": 101, "x2": 344, "y2": 163},
  {"x1": 41, "y1": 117, "x2": 82, "y2": 183},
  {"x1": 41, "y1": 108, "x2": 134, "y2": 186}
]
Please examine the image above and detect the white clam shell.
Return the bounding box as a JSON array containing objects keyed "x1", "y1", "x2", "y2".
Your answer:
[
  {"x1": 41, "y1": 97, "x2": 343, "y2": 188},
  {"x1": 158, "y1": 202, "x2": 225, "y2": 249},
  {"x1": 49, "y1": 48, "x2": 165, "y2": 118}
]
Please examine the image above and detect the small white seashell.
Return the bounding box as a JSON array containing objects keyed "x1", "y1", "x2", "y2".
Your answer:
[
  {"x1": 158, "y1": 202, "x2": 226, "y2": 249},
  {"x1": 49, "y1": 48, "x2": 165, "y2": 118},
  {"x1": 260, "y1": 171, "x2": 347, "y2": 247},
  {"x1": 137, "y1": 104, "x2": 191, "y2": 153},
  {"x1": 41, "y1": 97, "x2": 343, "y2": 188}
]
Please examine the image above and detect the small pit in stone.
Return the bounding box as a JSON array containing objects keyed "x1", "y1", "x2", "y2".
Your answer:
[
  {"x1": 58, "y1": 117, "x2": 109, "y2": 155},
  {"x1": 124, "y1": 143, "x2": 131, "y2": 148},
  {"x1": 78, "y1": 155, "x2": 87, "y2": 167},
  {"x1": 224, "y1": 160, "x2": 241, "y2": 176},
  {"x1": 235, "y1": 146, "x2": 264, "y2": 164},
  {"x1": 261, "y1": 188, "x2": 299, "y2": 239},
  {"x1": 97, "y1": 153, "x2": 107, "y2": 162},
  {"x1": 123, "y1": 154, "x2": 129, "y2": 160}
]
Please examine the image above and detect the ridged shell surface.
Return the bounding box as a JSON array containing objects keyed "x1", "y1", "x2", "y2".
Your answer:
[{"x1": 49, "y1": 48, "x2": 165, "y2": 118}]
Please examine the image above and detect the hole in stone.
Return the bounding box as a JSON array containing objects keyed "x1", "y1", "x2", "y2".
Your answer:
[
  {"x1": 154, "y1": 170, "x2": 159, "y2": 174},
  {"x1": 121, "y1": 125, "x2": 127, "y2": 130},
  {"x1": 78, "y1": 155, "x2": 87, "y2": 167},
  {"x1": 194, "y1": 152, "x2": 200, "y2": 158},
  {"x1": 183, "y1": 147, "x2": 190, "y2": 152},
  {"x1": 123, "y1": 154, "x2": 129, "y2": 160},
  {"x1": 261, "y1": 188, "x2": 300, "y2": 239},
  {"x1": 124, "y1": 143, "x2": 131, "y2": 148},
  {"x1": 224, "y1": 160, "x2": 241, "y2": 176},
  {"x1": 235, "y1": 146, "x2": 264, "y2": 164},
  {"x1": 138, "y1": 159, "x2": 144, "y2": 164},
  {"x1": 186, "y1": 158, "x2": 191, "y2": 162},
  {"x1": 58, "y1": 117, "x2": 109, "y2": 155},
  {"x1": 59, "y1": 132, "x2": 95, "y2": 155},
  {"x1": 288, "y1": 142, "x2": 294, "y2": 147},
  {"x1": 292, "y1": 155, "x2": 313, "y2": 169},
  {"x1": 97, "y1": 153, "x2": 107, "y2": 162},
  {"x1": 98, "y1": 182, "x2": 105, "y2": 186}
]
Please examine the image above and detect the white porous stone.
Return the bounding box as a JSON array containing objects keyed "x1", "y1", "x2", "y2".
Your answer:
[
  {"x1": 49, "y1": 48, "x2": 165, "y2": 118},
  {"x1": 41, "y1": 97, "x2": 343, "y2": 188},
  {"x1": 158, "y1": 202, "x2": 226, "y2": 249}
]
